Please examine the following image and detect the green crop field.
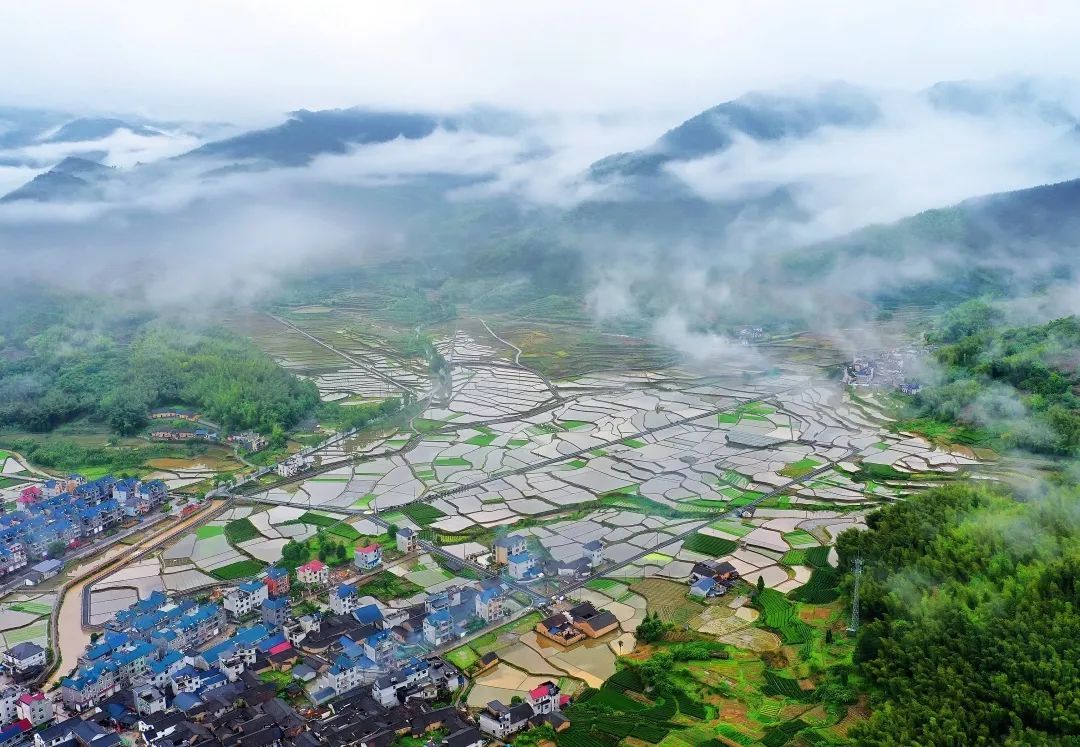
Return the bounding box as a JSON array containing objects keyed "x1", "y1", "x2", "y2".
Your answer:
[
  {"x1": 224, "y1": 518, "x2": 261, "y2": 543},
  {"x1": 434, "y1": 456, "x2": 471, "y2": 467},
  {"x1": 788, "y1": 566, "x2": 841, "y2": 603},
  {"x1": 403, "y1": 503, "x2": 446, "y2": 526},
  {"x1": 782, "y1": 529, "x2": 819, "y2": 548},
  {"x1": 682, "y1": 533, "x2": 738, "y2": 557},
  {"x1": 756, "y1": 589, "x2": 811, "y2": 644},
  {"x1": 196, "y1": 525, "x2": 224, "y2": 539},
  {"x1": 211, "y1": 559, "x2": 267, "y2": 580},
  {"x1": 779, "y1": 458, "x2": 822, "y2": 478}
]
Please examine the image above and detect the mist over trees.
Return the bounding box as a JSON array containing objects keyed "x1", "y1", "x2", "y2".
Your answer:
[
  {"x1": 836, "y1": 484, "x2": 1080, "y2": 743},
  {"x1": 0, "y1": 292, "x2": 318, "y2": 435}
]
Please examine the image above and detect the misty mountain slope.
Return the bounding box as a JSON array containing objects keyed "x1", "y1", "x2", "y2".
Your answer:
[
  {"x1": 589, "y1": 83, "x2": 880, "y2": 181},
  {"x1": 182, "y1": 108, "x2": 446, "y2": 166},
  {"x1": 0, "y1": 105, "x2": 73, "y2": 148},
  {"x1": 923, "y1": 79, "x2": 1078, "y2": 125},
  {"x1": 771, "y1": 176, "x2": 1080, "y2": 307},
  {"x1": 0, "y1": 156, "x2": 113, "y2": 203},
  {"x1": 43, "y1": 117, "x2": 164, "y2": 143}
]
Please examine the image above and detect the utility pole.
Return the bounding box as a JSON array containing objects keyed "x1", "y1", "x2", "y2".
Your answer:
[{"x1": 847, "y1": 555, "x2": 863, "y2": 634}]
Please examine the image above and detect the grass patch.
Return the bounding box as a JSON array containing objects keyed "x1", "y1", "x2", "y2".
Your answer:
[
  {"x1": 351, "y1": 493, "x2": 377, "y2": 509},
  {"x1": 10, "y1": 602, "x2": 51, "y2": 616},
  {"x1": 584, "y1": 578, "x2": 621, "y2": 592},
  {"x1": 681, "y1": 533, "x2": 738, "y2": 557},
  {"x1": 433, "y1": 456, "x2": 471, "y2": 467},
  {"x1": 709, "y1": 519, "x2": 754, "y2": 538},
  {"x1": 779, "y1": 458, "x2": 822, "y2": 479},
  {"x1": 412, "y1": 418, "x2": 445, "y2": 432},
  {"x1": 356, "y1": 570, "x2": 422, "y2": 601},
  {"x1": 211, "y1": 559, "x2": 267, "y2": 580},
  {"x1": 782, "y1": 530, "x2": 819, "y2": 548},
  {"x1": 402, "y1": 503, "x2": 446, "y2": 527},
  {"x1": 224, "y1": 518, "x2": 261, "y2": 544},
  {"x1": 444, "y1": 646, "x2": 479, "y2": 670}
]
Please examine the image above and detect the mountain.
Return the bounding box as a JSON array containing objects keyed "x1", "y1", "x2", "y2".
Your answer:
[
  {"x1": 43, "y1": 117, "x2": 164, "y2": 143},
  {"x1": 589, "y1": 83, "x2": 881, "y2": 181},
  {"x1": 923, "y1": 79, "x2": 1078, "y2": 126},
  {"x1": 0, "y1": 156, "x2": 113, "y2": 203},
  {"x1": 768, "y1": 176, "x2": 1080, "y2": 309},
  {"x1": 182, "y1": 108, "x2": 447, "y2": 166},
  {"x1": 0, "y1": 106, "x2": 73, "y2": 148}
]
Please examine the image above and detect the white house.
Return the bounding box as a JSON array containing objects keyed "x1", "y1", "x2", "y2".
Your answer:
[
  {"x1": 396, "y1": 527, "x2": 418, "y2": 553},
  {"x1": 329, "y1": 584, "x2": 360, "y2": 616},
  {"x1": 297, "y1": 559, "x2": 328, "y2": 585},
  {"x1": 223, "y1": 581, "x2": 268, "y2": 619},
  {"x1": 353, "y1": 543, "x2": 382, "y2": 572},
  {"x1": 3, "y1": 642, "x2": 46, "y2": 674},
  {"x1": 508, "y1": 552, "x2": 536, "y2": 581}
]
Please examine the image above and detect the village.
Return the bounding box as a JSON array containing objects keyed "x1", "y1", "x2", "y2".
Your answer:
[{"x1": 0, "y1": 318, "x2": 991, "y2": 747}]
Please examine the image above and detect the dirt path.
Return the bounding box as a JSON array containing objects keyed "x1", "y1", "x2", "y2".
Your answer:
[{"x1": 45, "y1": 500, "x2": 227, "y2": 688}]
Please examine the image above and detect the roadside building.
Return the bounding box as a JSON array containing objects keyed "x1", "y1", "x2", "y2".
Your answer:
[
  {"x1": 397, "y1": 527, "x2": 418, "y2": 553},
  {"x1": 297, "y1": 559, "x2": 328, "y2": 585},
  {"x1": 493, "y1": 535, "x2": 527, "y2": 565},
  {"x1": 354, "y1": 543, "x2": 382, "y2": 572}
]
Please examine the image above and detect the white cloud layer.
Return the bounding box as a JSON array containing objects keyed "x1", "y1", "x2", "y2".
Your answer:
[{"x1": 2, "y1": 2, "x2": 1080, "y2": 122}]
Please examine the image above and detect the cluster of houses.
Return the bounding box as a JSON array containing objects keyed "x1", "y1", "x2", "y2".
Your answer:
[
  {"x1": 494, "y1": 533, "x2": 604, "y2": 582},
  {"x1": 149, "y1": 408, "x2": 201, "y2": 422},
  {"x1": 843, "y1": 349, "x2": 921, "y2": 393},
  {"x1": 148, "y1": 425, "x2": 219, "y2": 443},
  {"x1": 479, "y1": 679, "x2": 570, "y2": 739},
  {"x1": 535, "y1": 601, "x2": 619, "y2": 646},
  {"x1": 225, "y1": 432, "x2": 268, "y2": 453},
  {"x1": 688, "y1": 559, "x2": 740, "y2": 598},
  {"x1": 276, "y1": 454, "x2": 315, "y2": 479},
  {"x1": 311, "y1": 574, "x2": 511, "y2": 702},
  {"x1": 43, "y1": 571, "x2": 491, "y2": 747},
  {"x1": 0, "y1": 475, "x2": 166, "y2": 582}
]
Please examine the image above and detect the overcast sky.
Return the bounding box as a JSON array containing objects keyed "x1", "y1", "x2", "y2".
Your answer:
[{"x1": 3, "y1": 1, "x2": 1080, "y2": 123}]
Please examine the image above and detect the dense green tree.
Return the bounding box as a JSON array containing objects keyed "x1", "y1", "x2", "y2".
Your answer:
[{"x1": 836, "y1": 484, "x2": 1080, "y2": 744}]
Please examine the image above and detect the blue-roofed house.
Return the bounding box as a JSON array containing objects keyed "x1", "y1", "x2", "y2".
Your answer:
[
  {"x1": 330, "y1": 583, "x2": 360, "y2": 616},
  {"x1": 61, "y1": 660, "x2": 120, "y2": 711},
  {"x1": 146, "y1": 650, "x2": 184, "y2": 690},
  {"x1": 422, "y1": 609, "x2": 457, "y2": 646},
  {"x1": 317, "y1": 652, "x2": 381, "y2": 696},
  {"x1": 352, "y1": 603, "x2": 384, "y2": 627},
  {"x1": 114, "y1": 642, "x2": 155, "y2": 686},
  {"x1": 475, "y1": 586, "x2": 507, "y2": 622},
  {"x1": 508, "y1": 551, "x2": 537, "y2": 580},
  {"x1": 261, "y1": 596, "x2": 290, "y2": 628},
  {"x1": 363, "y1": 629, "x2": 396, "y2": 669},
  {"x1": 689, "y1": 577, "x2": 719, "y2": 598},
  {"x1": 224, "y1": 580, "x2": 268, "y2": 619}
]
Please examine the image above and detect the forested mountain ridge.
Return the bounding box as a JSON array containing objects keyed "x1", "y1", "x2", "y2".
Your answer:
[
  {"x1": 0, "y1": 292, "x2": 318, "y2": 436},
  {"x1": 835, "y1": 484, "x2": 1080, "y2": 744}
]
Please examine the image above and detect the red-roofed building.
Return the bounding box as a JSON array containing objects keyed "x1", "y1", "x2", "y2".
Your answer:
[
  {"x1": 527, "y1": 680, "x2": 561, "y2": 714},
  {"x1": 353, "y1": 543, "x2": 382, "y2": 571},
  {"x1": 297, "y1": 559, "x2": 328, "y2": 585},
  {"x1": 268, "y1": 640, "x2": 292, "y2": 656},
  {"x1": 17, "y1": 486, "x2": 42, "y2": 506},
  {"x1": 16, "y1": 690, "x2": 51, "y2": 726}
]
